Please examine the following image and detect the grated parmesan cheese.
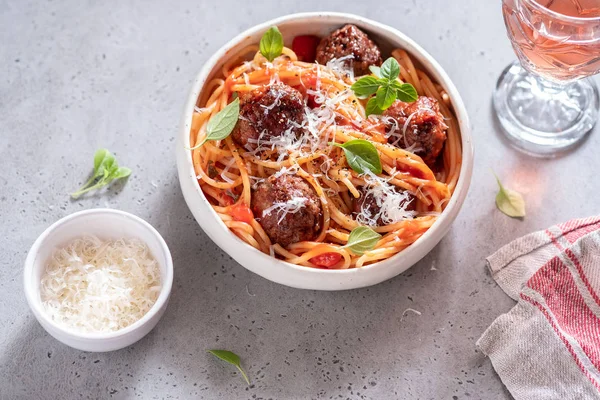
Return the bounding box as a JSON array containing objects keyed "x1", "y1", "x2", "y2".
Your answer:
[
  {"x1": 325, "y1": 55, "x2": 355, "y2": 81},
  {"x1": 356, "y1": 171, "x2": 417, "y2": 226},
  {"x1": 244, "y1": 63, "x2": 356, "y2": 161},
  {"x1": 272, "y1": 165, "x2": 299, "y2": 179},
  {"x1": 401, "y1": 308, "x2": 422, "y2": 321},
  {"x1": 220, "y1": 157, "x2": 237, "y2": 184},
  {"x1": 262, "y1": 196, "x2": 307, "y2": 223},
  {"x1": 380, "y1": 113, "x2": 423, "y2": 154},
  {"x1": 249, "y1": 175, "x2": 265, "y2": 189},
  {"x1": 40, "y1": 236, "x2": 161, "y2": 333},
  {"x1": 260, "y1": 89, "x2": 284, "y2": 114}
]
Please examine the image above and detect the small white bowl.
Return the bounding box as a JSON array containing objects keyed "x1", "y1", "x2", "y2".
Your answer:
[
  {"x1": 176, "y1": 12, "x2": 473, "y2": 291},
  {"x1": 23, "y1": 209, "x2": 173, "y2": 352}
]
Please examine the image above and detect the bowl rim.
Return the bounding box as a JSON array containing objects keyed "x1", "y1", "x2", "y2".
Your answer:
[
  {"x1": 23, "y1": 208, "x2": 174, "y2": 340},
  {"x1": 177, "y1": 12, "x2": 473, "y2": 282}
]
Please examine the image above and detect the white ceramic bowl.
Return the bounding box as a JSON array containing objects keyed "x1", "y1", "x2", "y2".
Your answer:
[
  {"x1": 177, "y1": 12, "x2": 473, "y2": 291},
  {"x1": 23, "y1": 209, "x2": 173, "y2": 352}
]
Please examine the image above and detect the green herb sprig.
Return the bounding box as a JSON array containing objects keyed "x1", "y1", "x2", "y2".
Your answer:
[
  {"x1": 330, "y1": 139, "x2": 382, "y2": 175},
  {"x1": 344, "y1": 226, "x2": 382, "y2": 255},
  {"x1": 495, "y1": 174, "x2": 525, "y2": 218},
  {"x1": 70, "y1": 149, "x2": 131, "y2": 199},
  {"x1": 259, "y1": 26, "x2": 283, "y2": 62},
  {"x1": 208, "y1": 350, "x2": 250, "y2": 385},
  {"x1": 190, "y1": 98, "x2": 240, "y2": 150},
  {"x1": 369, "y1": 65, "x2": 382, "y2": 78},
  {"x1": 351, "y1": 57, "x2": 418, "y2": 116}
]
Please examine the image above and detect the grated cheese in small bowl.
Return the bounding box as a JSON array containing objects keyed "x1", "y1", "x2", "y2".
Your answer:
[{"x1": 40, "y1": 236, "x2": 162, "y2": 333}]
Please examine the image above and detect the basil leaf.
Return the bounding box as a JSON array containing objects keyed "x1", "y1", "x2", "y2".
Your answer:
[
  {"x1": 365, "y1": 97, "x2": 384, "y2": 116},
  {"x1": 111, "y1": 167, "x2": 132, "y2": 179},
  {"x1": 376, "y1": 84, "x2": 397, "y2": 109},
  {"x1": 380, "y1": 57, "x2": 400, "y2": 80},
  {"x1": 206, "y1": 98, "x2": 240, "y2": 141},
  {"x1": 71, "y1": 149, "x2": 131, "y2": 198},
  {"x1": 189, "y1": 98, "x2": 240, "y2": 150},
  {"x1": 388, "y1": 79, "x2": 402, "y2": 90},
  {"x1": 93, "y1": 149, "x2": 110, "y2": 175},
  {"x1": 75, "y1": 149, "x2": 113, "y2": 195},
  {"x1": 351, "y1": 76, "x2": 380, "y2": 98},
  {"x1": 369, "y1": 65, "x2": 382, "y2": 78},
  {"x1": 495, "y1": 176, "x2": 525, "y2": 218},
  {"x1": 396, "y1": 83, "x2": 418, "y2": 103},
  {"x1": 259, "y1": 26, "x2": 283, "y2": 62},
  {"x1": 103, "y1": 156, "x2": 118, "y2": 174},
  {"x1": 331, "y1": 139, "x2": 382, "y2": 174},
  {"x1": 345, "y1": 226, "x2": 381, "y2": 255},
  {"x1": 208, "y1": 350, "x2": 250, "y2": 385},
  {"x1": 206, "y1": 97, "x2": 240, "y2": 142}
]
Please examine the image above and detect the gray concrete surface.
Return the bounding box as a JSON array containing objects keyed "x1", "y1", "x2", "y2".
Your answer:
[{"x1": 1, "y1": 1, "x2": 599, "y2": 399}]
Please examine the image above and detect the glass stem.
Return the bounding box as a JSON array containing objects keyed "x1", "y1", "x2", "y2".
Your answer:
[{"x1": 529, "y1": 72, "x2": 572, "y2": 97}]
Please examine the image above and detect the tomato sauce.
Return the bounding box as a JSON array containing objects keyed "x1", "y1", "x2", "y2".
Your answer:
[{"x1": 395, "y1": 161, "x2": 432, "y2": 180}]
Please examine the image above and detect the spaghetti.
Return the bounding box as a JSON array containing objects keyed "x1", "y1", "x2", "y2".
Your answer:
[{"x1": 189, "y1": 33, "x2": 462, "y2": 270}]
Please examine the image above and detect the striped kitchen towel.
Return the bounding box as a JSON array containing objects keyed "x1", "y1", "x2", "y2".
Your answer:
[{"x1": 477, "y1": 216, "x2": 600, "y2": 400}]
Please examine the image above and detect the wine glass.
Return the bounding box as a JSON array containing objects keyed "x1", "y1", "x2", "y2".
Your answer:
[{"x1": 494, "y1": 0, "x2": 600, "y2": 156}]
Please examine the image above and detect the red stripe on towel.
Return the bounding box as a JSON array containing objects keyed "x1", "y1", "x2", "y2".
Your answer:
[
  {"x1": 558, "y1": 217, "x2": 600, "y2": 244},
  {"x1": 564, "y1": 248, "x2": 600, "y2": 309},
  {"x1": 544, "y1": 225, "x2": 600, "y2": 308},
  {"x1": 527, "y1": 257, "x2": 600, "y2": 369},
  {"x1": 546, "y1": 229, "x2": 564, "y2": 251},
  {"x1": 521, "y1": 292, "x2": 600, "y2": 392}
]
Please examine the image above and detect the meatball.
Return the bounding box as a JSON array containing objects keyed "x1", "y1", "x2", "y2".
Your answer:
[
  {"x1": 352, "y1": 186, "x2": 416, "y2": 226},
  {"x1": 252, "y1": 174, "x2": 322, "y2": 247},
  {"x1": 316, "y1": 24, "x2": 382, "y2": 76},
  {"x1": 232, "y1": 83, "x2": 305, "y2": 151},
  {"x1": 383, "y1": 96, "x2": 448, "y2": 167}
]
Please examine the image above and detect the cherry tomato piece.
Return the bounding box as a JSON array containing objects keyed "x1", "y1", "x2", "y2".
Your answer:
[
  {"x1": 310, "y1": 252, "x2": 342, "y2": 268},
  {"x1": 230, "y1": 203, "x2": 254, "y2": 224},
  {"x1": 292, "y1": 35, "x2": 321, "y2": 63}
]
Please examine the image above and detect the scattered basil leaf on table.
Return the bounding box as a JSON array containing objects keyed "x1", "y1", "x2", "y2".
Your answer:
[
  {"x1": 75, "y1": 148, "x2": 110, "y2": 192},
  {"x1": 93, "y1": 149, "x2": 110, "y2": 172},
  {"x1": 350, "y1": 57, "x2": 418, "y2": 115},
  {"x1": 344, "y1": 226, "x2": 382, "y2": 255},
  {"x1": 70, "y1": 149, "x2": 131, "y2": 199},
  {"x1": 102, "y1": 155, "x2": 116, "y2": 174},
  {"x1": 495, "y1": 175, "x2": 525, "y2": 218},
  {"x1": 259, "y1": 26, "x2": 283, "y2": 62},
  {"x1": 190, "y1": 98, "x2": 240, "y2": 150},
  {"x1": 111, "y1": 167, "x2": 132, "y2": 179},
  {"x1": 208, "y1": 350, "x2": 250, "y2": 385},
  {"x1": 330, "y1": 139, "x2": 382, "y2": 174}
]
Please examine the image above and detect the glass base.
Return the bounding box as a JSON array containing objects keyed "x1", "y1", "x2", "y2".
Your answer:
[{"x1": 493, "y1": 61, "x2": 599, "y2": 157}]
